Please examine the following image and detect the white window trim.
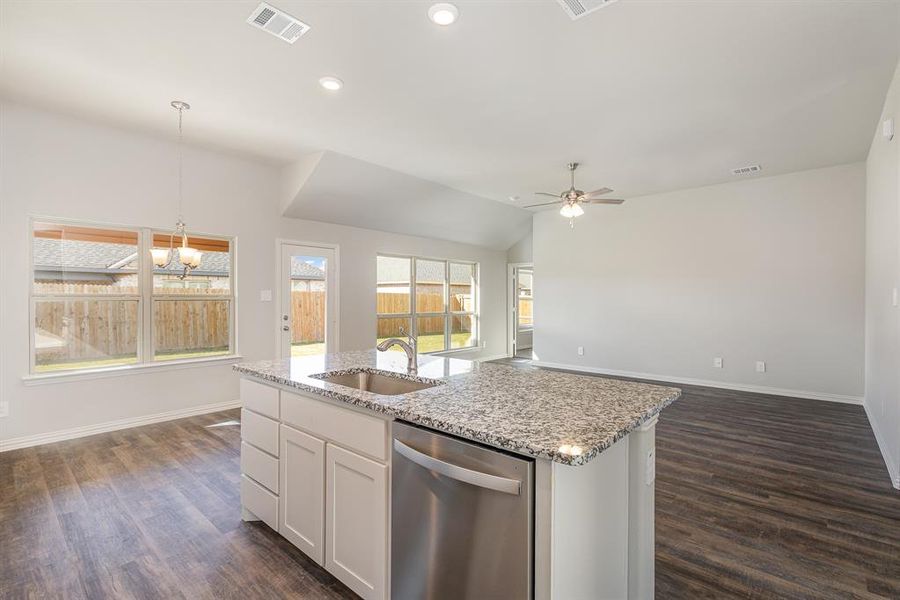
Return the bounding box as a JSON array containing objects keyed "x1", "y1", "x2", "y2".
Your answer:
[
  {"x1": 26, "y1": 216, "x2": 239, "y2": 380},
  {"x1": 376, "y1": 253, "x2": 479, "y2": 354}
]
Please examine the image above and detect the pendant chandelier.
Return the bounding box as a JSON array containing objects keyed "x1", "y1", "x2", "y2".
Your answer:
[{"x1": 149, "y1": 100, "x2": 201, "y2": 279}]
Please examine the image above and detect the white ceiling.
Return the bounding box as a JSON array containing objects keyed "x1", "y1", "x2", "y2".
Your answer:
[
  {"x1": 282, "y1": 151, "x2": 532, "y2": 250},
  {"x1": 2, "y1": 0, "x2": 898, "y2": 212}
]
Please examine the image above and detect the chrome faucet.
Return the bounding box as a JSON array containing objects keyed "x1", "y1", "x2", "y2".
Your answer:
[{"x1": 377, "y1": 326, "x2": 418, "y2": 375}]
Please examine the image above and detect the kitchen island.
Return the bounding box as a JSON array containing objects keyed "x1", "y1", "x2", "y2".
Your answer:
[{"x1": 234, "y1": 351, "x2": 680, "y2": 600}]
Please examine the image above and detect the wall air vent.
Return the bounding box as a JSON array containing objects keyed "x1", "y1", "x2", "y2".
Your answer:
[
  {"x1": 731, "y1": 165, "x2": 762, "y2": 176},
  {"x1": 247, "y1": 2, "x2": 310, "y2": 44},
  {"x1": 556, "y1": 0, "x2": 619, "y2": 20}
]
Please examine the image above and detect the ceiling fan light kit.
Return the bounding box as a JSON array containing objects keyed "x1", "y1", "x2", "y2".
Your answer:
[{"x1": 525, "y1": 162, "x2": 625, "y2": 227}]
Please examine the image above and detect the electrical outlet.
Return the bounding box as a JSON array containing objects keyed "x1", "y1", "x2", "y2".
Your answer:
[
  {"x1": 713, "y1": 357, "x2": 723, "y2": 368},
  {"x1": 756, "y1": 361, "x2": 766, "y2": 373},
  {"x1": 482, "y1": 340, "x2": 487, "y2": 349},
  {"x1": 577, "y1": 346, "x2": 584, "y2": 356},
  {"x1": 259, "y1": 289, "x2": 272, "y2": 302}
]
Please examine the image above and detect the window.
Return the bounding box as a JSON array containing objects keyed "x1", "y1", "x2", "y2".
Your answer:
[
  {"x1": 31, "y1": 220, "x2": 235, "y2": 374},
  {"x1": 517, "y1": 269, "x2": 533, "y2": 330},
  {"x1": 376, "y1": 255, "x2": 478, "y2": 353}
]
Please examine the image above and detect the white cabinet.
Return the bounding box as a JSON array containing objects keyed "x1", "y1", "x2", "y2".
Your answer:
[
  {"x1": 279, "y1": 424, "x2": 326, "y2": 565},
  {"x1": 240, "y1": 379, "x2": 390, "y2": 600},
  {"x1": 325, "y1": 444, "x2": 388, "y2": 600}
]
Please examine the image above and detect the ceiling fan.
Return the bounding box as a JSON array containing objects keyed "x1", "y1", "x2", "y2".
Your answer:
[{"x1": 525, "y1": 162, "x2": 624, "y2": 227}]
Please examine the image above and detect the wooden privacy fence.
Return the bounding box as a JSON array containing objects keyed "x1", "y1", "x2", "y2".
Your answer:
[
  {"x1": 34, "y1": 299, "x2": 230, "y2": 364},
  {"x1": 291, "y1": 290, "x2": 473, "y2": 343}
]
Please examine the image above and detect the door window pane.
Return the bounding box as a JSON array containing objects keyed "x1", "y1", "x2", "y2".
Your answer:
[
  {"x1": 416, "y1": 316, "x2": 447, "y2": 353},
  {"x1": 32, "y1": 222, "x2": 139, "y2": 295},
  {"x1": 152, "y1": 234, "x2": 231, "y2": 295},
  {"x1": 377, "y1": 317, "x2": 411, "y2": 352},
  {"x1": 153, "y1": 300, "x2": 230, "y2": 361},
  {"x1": 451, "y1": 315, "x2": 476, "y2": 349},
  {"x1": 377, "y1": 256, "x2": 411, "y2": 314},
  {"x1": 34, "y1": 299, "x2": 139, "y2": 372},
  {"x1": 449, "y1": 263, "x2": 475, "y2": 312},
  {"x1": 291, "y1": 255, "x2": 327, "y2": 357},
  {"x1": 416, "y1": 259, "x2": 446, "y2": 314}
]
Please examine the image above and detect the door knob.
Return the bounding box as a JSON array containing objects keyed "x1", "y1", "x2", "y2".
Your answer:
[{"x1": 282, "y1": 325, "x2": 290, "y2": 331}]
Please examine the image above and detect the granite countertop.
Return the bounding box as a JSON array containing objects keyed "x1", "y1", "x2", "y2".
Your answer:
[{"x1": 233, "y1": 351, "x2": 681, "y2": 466}]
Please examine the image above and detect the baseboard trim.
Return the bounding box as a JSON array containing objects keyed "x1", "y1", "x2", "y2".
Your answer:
[
  {"x1": 863, "y1": 401, "x2": 900, "y2": 490},
  {"x1": 531, "y1": 361, "x2": 864, "y2": 405},
  {"x1": 0, "y1": 399, "x2": 242, "y2": 453}
]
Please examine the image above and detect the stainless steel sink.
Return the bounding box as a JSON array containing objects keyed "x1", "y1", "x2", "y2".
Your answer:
[{"x1": 316, "y1": 371, "x2": 441, "y2": 395}]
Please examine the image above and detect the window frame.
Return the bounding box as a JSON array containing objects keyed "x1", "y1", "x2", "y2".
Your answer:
[
  {"x1": 28, "y1": 216, "x2": 238, "y2": 377},
  {"x1": 376, "y1": 253, "x2": 479, "y2": 354}
]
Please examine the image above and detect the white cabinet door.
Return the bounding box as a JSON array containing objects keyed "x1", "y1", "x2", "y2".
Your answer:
[
  {"x1": 280, "y1": 424, "x2": 325, "y2": 565},
  {"x1": 325, "y1": 444, "x2": 388, "y2": 600}
]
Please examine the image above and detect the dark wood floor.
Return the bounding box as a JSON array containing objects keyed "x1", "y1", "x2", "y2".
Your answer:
[{"x1": 2, "y1": 369, "x2": 898, "y2": 599}]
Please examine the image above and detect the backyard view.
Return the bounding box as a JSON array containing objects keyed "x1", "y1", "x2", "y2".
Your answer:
[
  {"x1": 290, "y1": 255, "x2": 478, "y2": 356},
  {"x1": 32, "y1": 223, "x2": 233, "y2": 373}
]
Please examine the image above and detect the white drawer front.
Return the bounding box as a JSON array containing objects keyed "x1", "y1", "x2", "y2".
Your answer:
[
  {"x1": 281, "y1": 391, "x2": 388, "y2": 461},
  {"x1": 241, "y1": 408, "x2": 279, "y2": 457},
  {"x1": 241, "y1": 474, "x2": 278, "y2": 532},
  {"x1": 241, "y1": 441, "x2": 279, "y2": 494},
  {"x1": 241, "y1": 378, "x2": 279, "y2": 419}
]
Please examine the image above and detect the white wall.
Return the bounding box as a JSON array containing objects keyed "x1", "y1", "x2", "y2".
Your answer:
[
  {"x1": 0, "y1": 104, "x2": 506, "y2": 444},
  {"x1": 864, "y1": 60, "x2": 900, "y2": 488},
  {"x1": 507, "y1": 230, "x2": 533, "y2": 264},
  {"x1": 534, "y1": 163, "x2": 866, "y2": 401}
]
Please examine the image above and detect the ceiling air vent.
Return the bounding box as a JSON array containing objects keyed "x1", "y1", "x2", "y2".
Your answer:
[
  {"x1": 247, "y1": 2, "x2": 310, "y2": 44},
  {"x1": 731, "y1": 165, "x2": 762, "y2": 176},
  {"x1": 557, "y1": 0, "x2": 619, "y2": 20}
]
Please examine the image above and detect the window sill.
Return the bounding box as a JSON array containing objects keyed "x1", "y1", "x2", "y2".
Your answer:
[{"x1": 22, "y1": 354, "x2": 244, "y2": 386}]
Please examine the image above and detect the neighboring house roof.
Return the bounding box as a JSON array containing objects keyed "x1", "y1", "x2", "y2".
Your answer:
[
  {"x1": 292, "y1": 261, "x2": 325, "y2": 280},
  {"x1": 378, "y1": 257, "x2": 474, "y2": 285},
  {"x1": 32, "y1": 238, "x2": 325, "y2": 280}
]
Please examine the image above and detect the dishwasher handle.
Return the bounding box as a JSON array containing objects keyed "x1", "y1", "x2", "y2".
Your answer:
[{"x1": 393, "y1": 439, "x2": 521, "y2": 495}]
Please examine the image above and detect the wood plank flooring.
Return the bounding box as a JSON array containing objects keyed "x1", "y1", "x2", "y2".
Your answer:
[{"x1": 2, "y1": 368, "x2": 898, "y2": 598}]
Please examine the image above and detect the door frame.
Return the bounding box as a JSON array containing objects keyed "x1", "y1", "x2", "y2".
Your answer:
[
  {"x1": 276, "y1": 239, "x2": 341, "y2": 359},
  {"x1": 507, "y1": 262, "x2": 533, "y2": 358}
]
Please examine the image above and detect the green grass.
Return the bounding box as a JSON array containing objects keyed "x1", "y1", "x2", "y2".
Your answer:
[{"x1": 378, "y1": 333, "x2": 474, "y2": 354}]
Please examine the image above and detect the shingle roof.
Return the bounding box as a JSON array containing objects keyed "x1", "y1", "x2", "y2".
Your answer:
[
  {"x1": 377, "y1": 256, "x2": 475, "y2": 285},
  {"x1": 33, "y1": 238, "x2": 327, "y2": 280}
]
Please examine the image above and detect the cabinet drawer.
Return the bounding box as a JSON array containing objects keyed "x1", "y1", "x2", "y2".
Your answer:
[
  {"x1": 241, "y1": 408, "x2": 279, "y2": 457},
  {"x1": 281, "y1": 391, "x2": 388, "y2": 461},
  {"x1": 241, "y1": 441, "x2": 279, "y2": 494},
  {"x1": 241, "y1": 474, "x2": 278, "y2": 532},
  {"x1": 241, "y1": 378, "x2": 279, "y2": 419}
]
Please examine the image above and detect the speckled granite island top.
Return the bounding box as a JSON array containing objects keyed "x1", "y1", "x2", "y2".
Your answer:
[{"x1": 234, "y1": 351, "x2": 681, "y2": 466}]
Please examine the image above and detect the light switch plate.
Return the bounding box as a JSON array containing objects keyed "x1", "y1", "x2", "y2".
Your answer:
[
  {"x1": 259, "y1": 289, "x2": 272, "y2": 302},
  {"x1": 884, "y1": 118, "x2": 894, "y2": 141},
  {"x1": 713, "y1": 357, "x2": 723, "y2": 368},
  {"x1": 756, "y1": 361, "x2": 766, "y2": 373}
]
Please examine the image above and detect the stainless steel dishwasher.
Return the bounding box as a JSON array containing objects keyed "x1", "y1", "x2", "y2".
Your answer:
[{"x1": 391, "y1": 421, "x2": 534, "y2": 600}]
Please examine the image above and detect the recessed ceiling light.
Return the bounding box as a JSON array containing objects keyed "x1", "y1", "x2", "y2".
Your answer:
[
  {"x1": 428, "y1": 3, "x2": 459, "y2": 26},
  {"x1": 319, "y1": 76, "x2": 343, "y2": 91}
]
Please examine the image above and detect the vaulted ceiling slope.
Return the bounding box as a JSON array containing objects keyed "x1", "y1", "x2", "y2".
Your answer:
[
  {"x1": 1, "y1": 1, "x2": 898, "y2": 207},
  {"x1": 282, "y1": 151, "x2": 532, "y2": 250}
]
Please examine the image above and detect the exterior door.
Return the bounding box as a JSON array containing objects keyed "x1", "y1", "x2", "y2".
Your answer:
[{"x1": 280, "y1": 243, "x2": 337, "y2": 358}]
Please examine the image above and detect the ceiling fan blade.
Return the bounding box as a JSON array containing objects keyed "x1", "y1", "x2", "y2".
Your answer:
[
  {"x1": 582, "y1": 187, "x2": 613, "y2": 198},
  {"x1": 534, "y1": 192, "x2": 561, "y2": 198},
  {"x1": 582, "y1": 198, "x2": 625, "y2": 205},
  {"x1": 523, "y1": 201, "x2": 563, "y2": 209}
]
